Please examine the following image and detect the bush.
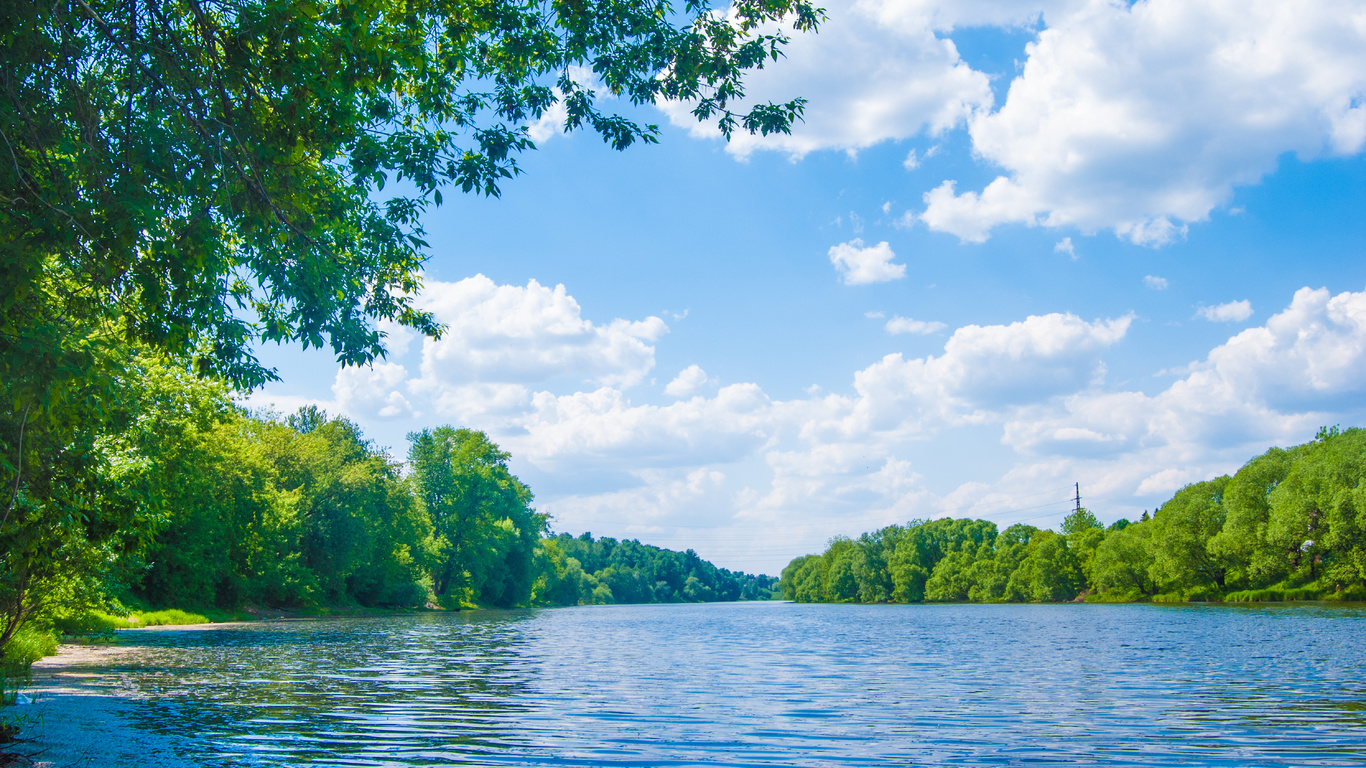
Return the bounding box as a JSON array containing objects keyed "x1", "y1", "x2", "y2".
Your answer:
[{"x1": 1326, "y1": 584, "x2": 1366, "y2": 601}]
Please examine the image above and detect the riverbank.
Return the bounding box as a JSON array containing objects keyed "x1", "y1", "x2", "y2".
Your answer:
[{"x1": 5, "y1": 641, "x2": 203, "y2": 768}]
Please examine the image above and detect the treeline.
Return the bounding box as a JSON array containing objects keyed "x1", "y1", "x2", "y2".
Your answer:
[
  {"x1": 538, "y1": 533, "x2": 778, "y2": 606},
  {"x1": 4, "y1": 358, "x2": 771, "y2": 650},
  {"x1": 782, "y1": 427, "x2": 1366, "y2": 604}
]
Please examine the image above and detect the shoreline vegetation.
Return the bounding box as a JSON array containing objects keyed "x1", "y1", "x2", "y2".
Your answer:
[{"x1": 780, "y1": 427, "x2": 1366, "y2": 607}]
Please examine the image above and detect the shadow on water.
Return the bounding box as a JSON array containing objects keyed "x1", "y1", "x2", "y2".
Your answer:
[{"x1": 103, "y1": 602, "x2": 1366, "y2": 767}]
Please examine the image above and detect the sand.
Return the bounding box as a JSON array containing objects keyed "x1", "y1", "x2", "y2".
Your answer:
[{"x1": 6, "y1": 642, "x2": 205, "y2": 768}]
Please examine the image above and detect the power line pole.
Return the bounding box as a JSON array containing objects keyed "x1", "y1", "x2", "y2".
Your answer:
[{"x1": 1074, "y1": 482, "x2": 1081, "y2": 513}]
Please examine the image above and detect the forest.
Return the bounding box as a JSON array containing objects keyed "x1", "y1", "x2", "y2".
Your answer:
[{"x1": 781, "y1": 427, "x2": 1366, "y2": 605}]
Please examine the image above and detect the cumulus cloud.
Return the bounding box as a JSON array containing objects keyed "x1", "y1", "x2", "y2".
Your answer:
[
  {"x1": 659, "y1": 0, "x2": 993, "y2": 158},
  {"x1": 516, "y1": 384, "x2": 775, "y2": 472},
  {"x1": 1054, "y1": 237, "x2": 1076, "y2": 258},
  {"x1": 1197, "y1": 300, "x2": 1254, "y2": 322},
  {"x1": 1144, "y1": 275, "x2": 1169, "y2": 290},
  {"x1": 1002, "y1": 287, "x2": 1366, "y2": 498},
  {"x1": 665, "y1": 365, "x2": 710, "y2": 397},
  {"x1": 885, "y1": 316, "x2": 947, "y2": 335},
  {"x1": 919, "y1": 0, "x2": 1366, "y2": 245},
  {"x1": 414, "y1": 275, "x2": 666, "y2": 391},
  {"x1": 333, "y1": 362, "x2": 415, "y2": 420},
  {"x1": 829, "y1": 239, "x2": 907, "y2": 285}
]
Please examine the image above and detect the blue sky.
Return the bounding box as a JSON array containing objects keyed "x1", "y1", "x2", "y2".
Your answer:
[{"x1": 250, "y1": 0, "x2": 1366, "y2": 574}]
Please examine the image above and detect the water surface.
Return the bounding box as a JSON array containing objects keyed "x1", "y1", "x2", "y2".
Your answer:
[{"x1": 104, "y1": 602, "x2": 1366, "y2": 766}]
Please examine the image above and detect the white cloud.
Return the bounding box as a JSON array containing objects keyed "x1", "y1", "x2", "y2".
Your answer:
[
  {"x1": 919, "y1": 0, "x2": 1366, "y2": 244},
  {"x1": 1001, "y1": 287, "x2": 1366, "y2": 502},
  {"x1": 517, "y1": 384, "x2": 775, "y2": 472},
  {"x1": 885, "y1": 316, "x2": 947, "y2": 335},
  {"x1": 414, "y1": 275, "x2": 666, "y2": 390},
  {"x1": 829, "y1": 239, "x2": 907, "y2": 285},
  {"x1": 1054, "y1": 237, "x2": 1075, "y2": 258},
  {"x1": 333, "y1": 362, "x2": 414, "y2": 420},
  {"x1": 1143, "y1": 275, "x2": 1169, "y2": 290},
  {"x1": 1197, "y1": 299, "x2": 1254, "y2": 322},
  {"x1": 665, "y1": 365, "x2": 710, "y2": 397},
  {"x1": 659, "y1": 0, "x2": 993, "y2": 158}
]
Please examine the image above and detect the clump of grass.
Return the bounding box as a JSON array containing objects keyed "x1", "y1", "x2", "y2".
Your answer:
[
  {"x1": 132, "y1": 609, "x2": 212, "y2": 626},
  {"x1": 52, "y1": 610, "x2": 138, "y2": 638},
  {"x1": 1225, "y1": 586, "x2": 1322, "y2": 602},
  {"x1": 1, "y1": 627, "x2": 58, "y2": 705}
]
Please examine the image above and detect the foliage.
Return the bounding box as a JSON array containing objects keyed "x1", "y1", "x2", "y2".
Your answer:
[
  {"x1": 407, "y1": 427, "x2": 543, "y2": 608},
  {"x1": 539, "y1": 532, "x2": 776, "y2": 606},
  {"x1": 1, "y1": 626, "x2": 57, "y2": 704}
]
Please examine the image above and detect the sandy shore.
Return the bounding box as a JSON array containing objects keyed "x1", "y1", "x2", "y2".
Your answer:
[{"x1": 7, "y1": 641, "x2": 205, "y2": 768}]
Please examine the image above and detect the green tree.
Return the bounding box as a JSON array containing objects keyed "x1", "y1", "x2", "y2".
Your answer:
[
  {"x1": 2, "y1": 0, "x2": 820, "y2": 387},
  {"x1": 1209, "y1": 446, "x2": 1299, "y2": 587},
  {"x1": 1091, "y1": 521, "x2": 1157, "y2": 598},
  {"x1": 1003, "y1": 530, "x2": 1081, "y2": 602},
  {"x1": 1148, "y1": 478, "x2": 1233, "y2": 593},
  {"x1": 407, "y1": 427, "x2": 545, "y2": 608},
  {"x1": 1062, "y1": 508, "x2": 1105, "y2": 588},
  {"x1": 1263, "y1": 429, "x2": 1366, "y2": 590}
]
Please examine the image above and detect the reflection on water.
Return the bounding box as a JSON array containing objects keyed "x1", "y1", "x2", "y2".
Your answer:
[{"x1": 103, "y1": 603, "x2": 1366, "y2": 766}]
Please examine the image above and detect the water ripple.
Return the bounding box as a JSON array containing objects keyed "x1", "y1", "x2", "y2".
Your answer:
[{"x1": 103, "y1": 602, "x2": 1366, "y2": 767}]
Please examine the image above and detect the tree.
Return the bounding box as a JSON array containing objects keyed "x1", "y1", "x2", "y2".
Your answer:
[
  {"x1": 1148, "y1": 478, "x2": 1233, "y2": 593},
  {"x1": 1091, "y1": 521, "x2": 1157, "y2": 598},
  {"x1": 1209, "y1": 446, "x2": 1300, "y2": 587},
  {"x1": 406, "y1": 427, "x2": 545, "y2": 608},
  {"x1": 1062, "y1": 508, "x2": 1104, "y2": 587}
]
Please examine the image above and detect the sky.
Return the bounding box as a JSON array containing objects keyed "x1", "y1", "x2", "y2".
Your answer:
[{"x1": 248, "y1": 0, "x2": 1366, "y2": 575}]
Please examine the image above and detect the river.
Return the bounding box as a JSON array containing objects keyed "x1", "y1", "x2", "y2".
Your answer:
[{"x1": 95, "y1": 602, "x2": 1366, "y2": 766}]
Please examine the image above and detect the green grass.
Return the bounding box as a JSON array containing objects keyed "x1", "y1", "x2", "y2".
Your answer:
[
  {"x1": 1224, "y1": 586, "x2": 1323, "y2": 602},
  {"x1": 1, "y1": 627, "x2": 58, "y2": 704},
  {"x1": 131, "y1": 609, "x2": 213, "y2": 626}
]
